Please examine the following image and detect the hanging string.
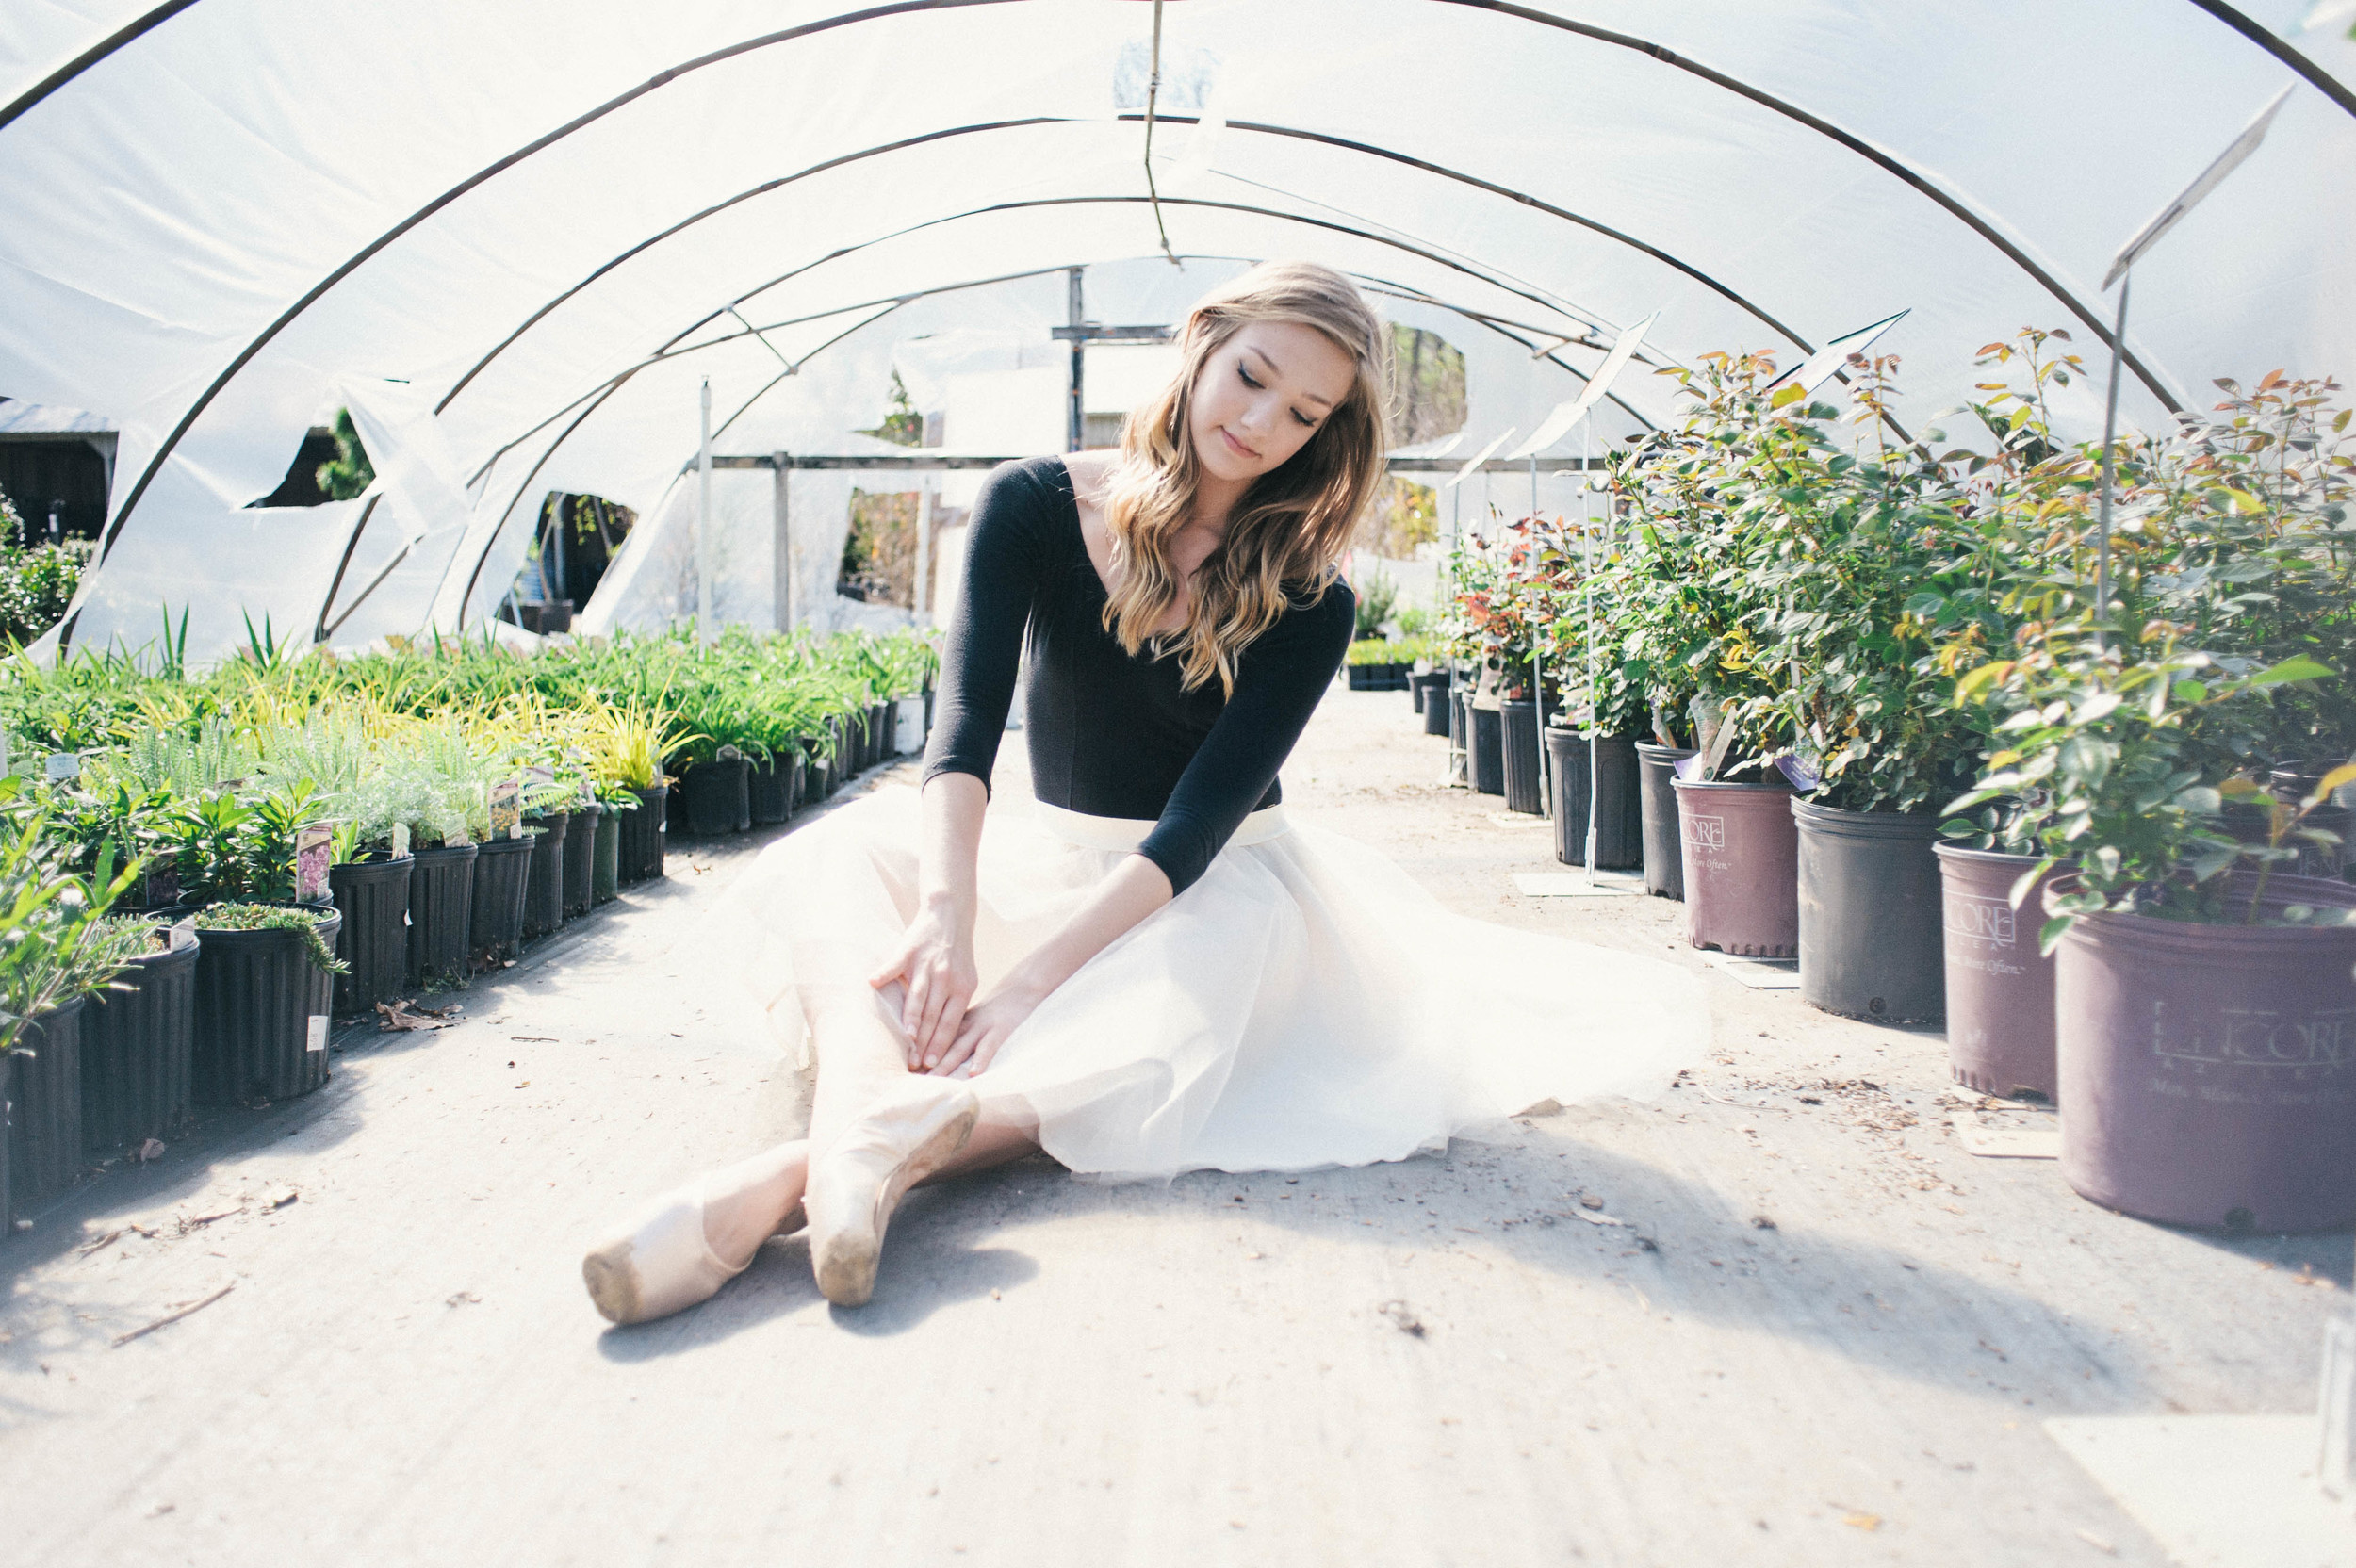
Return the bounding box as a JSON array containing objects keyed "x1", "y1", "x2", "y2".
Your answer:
[{"x1": 1142, "y1": 0, "x2": 1180, "y2": 266}]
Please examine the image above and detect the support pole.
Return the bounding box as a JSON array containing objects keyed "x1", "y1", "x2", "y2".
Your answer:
[
  {"x1": 772, "y1": 450, "x2": 792, "y2": 632},
  {"x1": 1530, "y1": 453, "x2": 1548, "y2": 819},
  {"x1": 1067, "y1": 267, "x2": 1086, "y2": 453},
  {"x1": 1583, "y1": 421, "x2": 1600, "y2": 879},
  {"x1": 697, "y1": 378, "x2": 713, "y2": 637},
  {"x1": 914, "y1": 482, "x2": 935, "y2": 624},
  {"x1": 2093, "y1": 272, "x2": 2131, "y2": 650}
]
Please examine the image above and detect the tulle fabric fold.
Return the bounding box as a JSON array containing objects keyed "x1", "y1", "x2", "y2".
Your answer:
[{"x1": 704, "y1": 787, "x2": 1706, "y2": 1181}]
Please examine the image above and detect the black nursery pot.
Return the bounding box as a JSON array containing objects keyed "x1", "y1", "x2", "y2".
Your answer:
[
  {"x1": 1635, "y1": 743, "x2": 1697, "y2": 900},
  {"x1": 9, "y1": 997, "x2": 89, "y2": 1210},
  {"x1": 564, "y1": 802, "x2": 601, "y2": 918},
  {"x1": 749, "y1": 759, "x2": 795, "y2": 825},
  {"x1": 1468, "y1": 699, "x2": 1506, "y2": 797},
  {"x1": 1792, "y1": 798, "x2": 1947, "y2": 1024},
  {"x1": 469, "y1": 834, "x2": 535, "y2": 965},
  {"x1": 1501, "y1": 698, "x2": 1544, "y2": 815},
  {"x1": 873, "y1": 701, "x2": 894, "y2": 762},
  {"x1": 523, "y1": 812, "x2": 570, "y2": 939},
  {"x1": 330, "y1": 854, "x2": 411, "y2": 1017},
  {"x1": 0, "y1": 1052, "x2": 13, "y2": 1231},
  {"x1": 406, "y1": 842, "x2": 478, "y2": 987},
  {"x1": 680, "y1": 757, "x2": 750, "y2": 836},
  {"x1": 592, "y1": 808, "x2": 621, "y2": 905},
  {"x1": 191, "y1": 908, "x2": 342, "y2": 1105},
  {"x1": 618, "y1": 783, "x2": 668, "y2": 882},
  {"x1": 80, "y1": 923, "x2": 199, "y2": 1155},
  {"x1": 1546, "y1": 729, "x2": 1644, "y2": 870},
  {"x1": 1424, "y1": 671, "x2": 1453, "y2": 738}
]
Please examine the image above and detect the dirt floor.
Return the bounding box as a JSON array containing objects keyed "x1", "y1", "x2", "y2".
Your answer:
[{"x1": 2, "y1": 688, "x2": 2348, "y2": 1567}]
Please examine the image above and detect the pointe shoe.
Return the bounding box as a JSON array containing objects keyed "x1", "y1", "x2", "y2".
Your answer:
[
  {"x1": 581, "y1": 1184, "x2": 809, "y2": 1327},
  {"x1": 806, "y1": 1082, "x2": 979, "y2": 1308}
]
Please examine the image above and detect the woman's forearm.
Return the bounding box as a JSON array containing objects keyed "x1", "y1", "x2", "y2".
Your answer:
[
  {"x1": 1005, "y1": 853, "x2": 1173, "y2": 1000},
  {"x1": 917, "y1": 772, "x2": 990, "y2": 925}
]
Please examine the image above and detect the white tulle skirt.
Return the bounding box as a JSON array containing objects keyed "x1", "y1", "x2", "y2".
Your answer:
[{"x1": 709, "y1": 787, "x2": 1707, "y2": 1182}]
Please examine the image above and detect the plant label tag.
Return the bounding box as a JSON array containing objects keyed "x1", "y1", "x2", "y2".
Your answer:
[
  {"x1": 391, "y1": 822, "x2": 410, "y2": 859},
  {"x1": 44, "y1": 752, "x2": 79, "y2": 781},
  {"x1": 294, "y1": 821, "x2": 335, "y2": 903},
  {"x1": 306, "y1": 1015, "x2": 328, "y2": 1053},
  {"x1": 489, "y1": 779, "x2": 521, "y2": 840}
]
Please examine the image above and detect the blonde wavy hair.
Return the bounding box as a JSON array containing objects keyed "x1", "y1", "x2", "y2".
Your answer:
[{"x1": 1101, "y1": 260, "x2": 1391, "y2": 694}]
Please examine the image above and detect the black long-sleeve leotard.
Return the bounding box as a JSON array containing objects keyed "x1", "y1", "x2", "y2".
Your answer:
[{"x1": 918, "y1": 455, "x2": 1356, "y2": 895}]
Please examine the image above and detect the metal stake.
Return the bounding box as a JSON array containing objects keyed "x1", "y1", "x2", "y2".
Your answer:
[
  {"x1": 696, "y1": 377, "x2": 713, "y2": 637},
  {"x1": 2094, "y1": 272, "x2": 2131, "y2": 650}
]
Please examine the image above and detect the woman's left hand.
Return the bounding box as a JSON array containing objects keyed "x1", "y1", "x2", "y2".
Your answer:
[{"x1": 927, "y1": 972, "x2": 1048, "y2": 1077}]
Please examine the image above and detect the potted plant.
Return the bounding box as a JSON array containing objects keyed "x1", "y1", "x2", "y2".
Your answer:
[
  {"x1": 589, "y1": 699, "x2": 680, "y2": 883},
  {"x1": 258, "y1": 710, "x2": 417, "y2": 1017},
  {"x1": 164, "y1": 780, "x2": 347, "y2": 1105},
  {"x1": 0, "y1": 789, "x2": 141, "y2": 1217},
  {"x1": 1608, "y1": 352, "x2": 1809, "y2": 955},
  {"x1": 78, "y1": 913, "x2": 199, "y2": 1156},
  {"x1": 1731, "y1": 351, "x2": 1995, "y2": 1022},
  {"x1": 1949, "y1": 368, "x2": 2356, "y2": 1228},
  {"x1": 387, "y1": 722, "x2": 483, "y2": 988},
  {"x1": 1531, "y1": 518, "x2": 1646, "y2": 870}
]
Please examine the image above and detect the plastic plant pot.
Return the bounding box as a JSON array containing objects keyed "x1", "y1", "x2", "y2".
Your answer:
[
  {"x1": 1546, "y1": 729, "x2": 1644, "y2": 871},
  {"x1": 2050, "y1": 870, "x2": 2356, "y2": 1232},
  {"x1": 1448, "y1": 681, "x2": 1467, "y2": 760},
  {"x1": 191, "y1": 907, "x2": 342, "y2": 1105},
  {"x1": 749, "y1": 760, "x2": 795, "y2": 825},
  {"x1": 617, "y1": 783, "x2": 668, "y2": 883},
  {"x1": 79, "y1": 923, "x2": 199, "y2": 1154},
  {"x1": 1636, "y1": 743, "x2": 1697, "y2": 900},
  {"x1": 1934, "y1": 844, "x2": 2060, "y2": 1100},
  {"x1": 1468, "y1": 700, "x2": 1506, "y2": 796},
  {"x1": 1672, "y1": 777, "x2": 1799, "y2": 956},
  {"x1": 873, "y1": 701, "x2": 894, "y2": 762},
  {"x1": 523, "y1": 812, "x2": 570, "y2": 939},
  {"x1": 564, "y1": 802, "x2": 600, "y2": 917},
  {"x1": 0, "y1": 1051, "x2": 12, "y2": 1230},
  {"x1": 1421, "y1": 673, "x2": 1452, "y2": 737},
  {"x1": 469, "y1": 834, "x2": 535, "y2": 966},
  {"x1": 1792, "y1": 798, "x2": 1946, "y2": 1023},
  {"x1": 680, "y1": 757, "x2": 749, "y2": 836},
  {"x1": 592, "y1": 808, "x2": 621, "y2": 905},
  {"x1": 405, "y1": 842, "x2": 477, "y2": 987},
  {"x1": 1500, "y1": 698, "x2": 1543, "y2": 815},
  {"x1": 8, "y1": 997, "x2": 87, "y2": 1208},
  {"x1": 329, "y1": 853, "x2": 411, "y2": 1017}
]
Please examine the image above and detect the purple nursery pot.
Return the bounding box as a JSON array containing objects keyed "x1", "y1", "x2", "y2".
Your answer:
[
  {"x1": 1935, "y1": 845, "x2": 2061, "y2": 1100},
  {"x1": 2050, "y1": 870, "x2": 2356, "y2": 1233},
  {"x1": 1672, "y1": 777, "x2": 1799, "y2": 957}
]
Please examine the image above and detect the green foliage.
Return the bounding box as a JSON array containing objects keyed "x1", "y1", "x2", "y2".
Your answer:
[
  {"x1": 0, "y1": 537, "x2": 90, "y2": 645},
  {"x1": 1939, "y1": 361, "x2": 2356, "y2": 931},
  {"x1": 315, "y1": 410, "x2": 375, "y2": 501},
  {"x1": 190, "y1": 901, "x2": 347, "y2": 973},
  {"x1": 169, "y1": 781, "x2": 329, "y2": 906},
  {"x1": 1351, "y1": 566, "x2": 1399, "y2": 640},
  {"x1": 857, "y1": 371, "x2": 924, "y2": 448},
  {"x1": 0, "y1": 776, "x2": 139, "y2": 1053}
]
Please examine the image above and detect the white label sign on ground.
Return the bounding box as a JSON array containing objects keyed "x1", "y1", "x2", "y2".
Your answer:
[{"x1": 1513, "y1": 872, "x2": 1644, "y2": 898}]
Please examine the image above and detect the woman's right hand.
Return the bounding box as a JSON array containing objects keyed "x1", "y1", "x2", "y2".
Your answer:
[{"x1": 868, "y1": 897, "x2": 979, "y2": 1070}]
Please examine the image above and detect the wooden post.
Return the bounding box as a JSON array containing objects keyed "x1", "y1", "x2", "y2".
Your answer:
[{"x1": 772, "y1": 452, "x2": 792, "y2": 632}]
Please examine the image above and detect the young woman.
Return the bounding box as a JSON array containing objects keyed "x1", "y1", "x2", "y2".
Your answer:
[{"x1": 582, "y1": 261, "x2": 1702, "y2": 1323}]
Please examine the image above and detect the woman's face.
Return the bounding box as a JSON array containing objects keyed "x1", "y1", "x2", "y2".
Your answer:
[{"x1": 1186, "y1": 318, "x2": 1358, "y2": 485}]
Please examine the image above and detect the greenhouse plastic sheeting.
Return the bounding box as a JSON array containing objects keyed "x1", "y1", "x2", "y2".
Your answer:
[{"x1": 2, "y1": 1, "x2": 2350, "y2": 662}]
